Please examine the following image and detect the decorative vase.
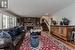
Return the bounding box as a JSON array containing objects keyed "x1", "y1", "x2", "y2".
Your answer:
[
  {"x1": 60, "y1": 21, "x2": 63, "y2": 25},
  {"x1": 52, "y1": 20, "x2": 57, "y2": 25},
  {"x1": 62, "y1": 18, "x2": 70, "y2": 25}
]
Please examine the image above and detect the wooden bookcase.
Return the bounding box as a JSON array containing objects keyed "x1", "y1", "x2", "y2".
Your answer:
[{"x1": 17, "y1": 17, "x2": 40, "y2": 30}]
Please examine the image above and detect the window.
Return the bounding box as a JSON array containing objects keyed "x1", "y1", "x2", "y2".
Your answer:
[
  {"x1": 14, "y1": 17, "x2": 16, "y2": 26},
  {"x1": 0, "y1": 13, "x2": 17, "y2": 29},
  {"x1": 9, "y1": 16, "x2": 16, "y2": 28},
  {"x1": 3, "y1": 14, "x2": 9, "y2": 29},
  {"x1": 9, "y1": 17, "x2": 14, "y2": 28},
  {"x1": 0, "y1": 13, "x2": 2, "y2": 29},
  {"x1": 0, "y1": 14, "x2": 17, "y2": 29}
]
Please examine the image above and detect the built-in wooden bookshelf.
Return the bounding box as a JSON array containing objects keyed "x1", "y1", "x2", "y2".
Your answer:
[{"x1": 17, "y1": 17, "x2": 40, "y2": 30}]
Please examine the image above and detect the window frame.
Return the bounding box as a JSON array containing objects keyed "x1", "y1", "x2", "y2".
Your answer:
[{"x1": 0, "y1": 13, "x2": 17, "y2": 29}]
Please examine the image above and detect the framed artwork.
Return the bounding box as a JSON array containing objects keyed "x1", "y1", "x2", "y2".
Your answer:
[{"x1": 0, "y1": 0, "x2": 8, "y2": 8}]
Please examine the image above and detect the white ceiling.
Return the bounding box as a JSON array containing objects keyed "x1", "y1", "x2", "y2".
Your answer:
[{"x1": 8, "y1": 0, "x2": 74, "y2": 17}]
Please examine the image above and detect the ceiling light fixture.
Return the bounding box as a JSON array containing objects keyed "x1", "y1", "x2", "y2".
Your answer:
[{"x1": 45, "y1": 13, "x2": 48, "y2": 15}]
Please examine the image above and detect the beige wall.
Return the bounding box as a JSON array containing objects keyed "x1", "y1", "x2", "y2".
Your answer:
[{"x1": 51, "y1": 3, "x2": 75, "y2": 25}]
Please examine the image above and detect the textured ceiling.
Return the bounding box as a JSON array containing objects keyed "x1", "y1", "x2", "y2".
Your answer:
[{"x1": 8, "y1": 0, "x2": 74, "y2": 17}]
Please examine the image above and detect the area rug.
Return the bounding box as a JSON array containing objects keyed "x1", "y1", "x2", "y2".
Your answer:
[{"x1": 18, "y1": 32, "x2": 71, "y2": 50}]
